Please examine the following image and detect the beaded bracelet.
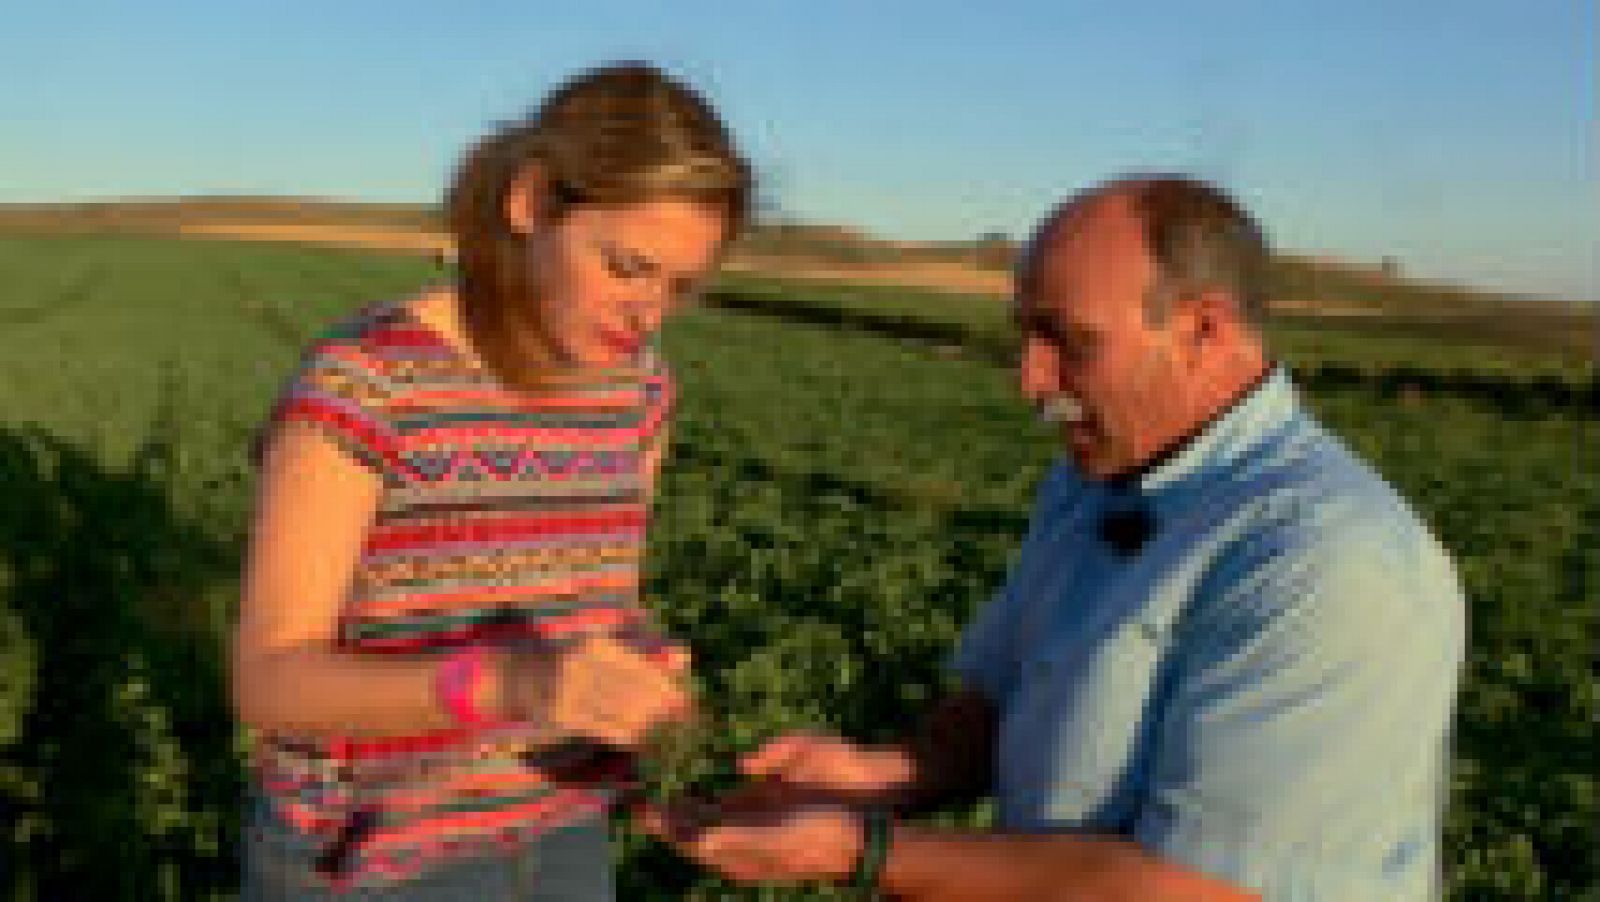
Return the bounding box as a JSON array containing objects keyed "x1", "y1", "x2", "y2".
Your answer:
[
  {"x1": 436, "y1": 646, "x2": 498, "y2": 728},
  {"x1": 852, "y1": 807, "x2": 893, "y2": 898}
]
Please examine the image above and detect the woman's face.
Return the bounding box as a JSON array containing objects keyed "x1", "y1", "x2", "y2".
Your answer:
[{"x1": 516, "y1": 190, "x2": 726, "y2": 369}]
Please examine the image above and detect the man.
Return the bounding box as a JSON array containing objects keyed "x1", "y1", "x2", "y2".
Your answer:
[{"x1": 646, "y1": 175, "x2": 1466, "y2": 900}]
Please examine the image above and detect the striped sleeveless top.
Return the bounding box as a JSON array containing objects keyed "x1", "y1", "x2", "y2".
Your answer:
[{"x1": 249, "y1": 299, "x2": 674, "y2": 887}]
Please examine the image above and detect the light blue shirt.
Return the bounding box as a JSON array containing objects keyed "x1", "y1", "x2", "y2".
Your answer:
[{"x1": 950, "y1": 369, "x2": 1465, "y2": 900}]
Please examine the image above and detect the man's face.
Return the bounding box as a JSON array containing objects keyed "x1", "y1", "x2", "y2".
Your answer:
[{"x1": 1015, "y1": 198, "x2": 1199, "y2": 479}]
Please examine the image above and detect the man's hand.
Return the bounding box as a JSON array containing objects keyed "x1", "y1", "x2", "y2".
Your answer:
[
  {"x1": 739, "y1": 732, "x2": 916, "y2": 808},
  {"x1": 640, "y1": 798, "x2": 864, "y2": 885}
]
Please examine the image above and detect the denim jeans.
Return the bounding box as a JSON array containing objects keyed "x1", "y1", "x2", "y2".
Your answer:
[{"x1": 240, "y1": 793, "x2": 616, "y2": 901}]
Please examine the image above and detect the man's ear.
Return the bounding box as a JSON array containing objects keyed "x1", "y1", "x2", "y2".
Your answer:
[
  {"x1": 504, "y1": 163, "x2": 550, "y2": 236},
  {"x1": 1176, "y1": 287, "x2": 1237, "y2": 365}
]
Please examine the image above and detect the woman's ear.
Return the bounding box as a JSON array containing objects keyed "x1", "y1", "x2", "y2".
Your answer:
[{"x1": 504, "y1": 163, "x2": 549, "y2": 236}]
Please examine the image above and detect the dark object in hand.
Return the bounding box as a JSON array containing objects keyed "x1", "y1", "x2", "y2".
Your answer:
[
  {"x1": 521, "y1": 735, "x2": 713, "y2": 809},
  {"x1": 314, "y1": 804, "x2": 380, "y2": 881},
  {"x1": 522, "y1": 737, "x2": 642, "y2": 794}
]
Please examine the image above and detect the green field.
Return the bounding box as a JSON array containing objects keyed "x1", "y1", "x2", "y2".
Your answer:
[{"x1": 0, "y1": 234, "x2": 1594, "y2": 899}]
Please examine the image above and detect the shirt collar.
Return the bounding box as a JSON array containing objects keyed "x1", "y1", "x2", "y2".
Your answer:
[{"x1": 1127, "y1": 364, "x2": 1299, "y2": 501}]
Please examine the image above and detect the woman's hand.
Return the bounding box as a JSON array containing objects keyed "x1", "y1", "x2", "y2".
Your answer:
[{"x1": 504, "y1": 634, "x2": 692, "y2": 748}]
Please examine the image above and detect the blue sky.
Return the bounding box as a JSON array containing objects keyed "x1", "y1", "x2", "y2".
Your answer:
[{"x1": 3, "y1": 1, "x2": 1593, "y2": 300}]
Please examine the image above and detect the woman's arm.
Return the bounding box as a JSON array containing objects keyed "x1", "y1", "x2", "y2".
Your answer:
[
  {"x1": 642, "y1": 424, "x2": 670, "y2": 497},
  {"x1": 231, "y1": 424, "x2": 687, "y2": 742},
  {"x1": 231, "y1": 423, "x2": 475, "y2": 736}
]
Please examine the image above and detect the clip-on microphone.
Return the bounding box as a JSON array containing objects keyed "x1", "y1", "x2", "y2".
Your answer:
[{"x1": 1098, "y1": 497, "x2": 1156, "y2": 558}]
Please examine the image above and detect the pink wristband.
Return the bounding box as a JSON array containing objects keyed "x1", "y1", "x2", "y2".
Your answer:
[{"x1": 436, "y1": 646, "x2": 498, "y2": 728}]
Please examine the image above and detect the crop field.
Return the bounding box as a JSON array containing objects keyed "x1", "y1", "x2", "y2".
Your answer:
[{"x1": 0, "y1": 234, "x2": 1593, "y2": 899}]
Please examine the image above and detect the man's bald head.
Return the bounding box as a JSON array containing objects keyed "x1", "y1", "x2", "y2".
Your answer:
[
  {"x1": 1014, "y1": 174, "x2": 1274, "y2": 479},
  {"x1": 1026, "y1": 175, "x2": 1272, "y2": 329}
]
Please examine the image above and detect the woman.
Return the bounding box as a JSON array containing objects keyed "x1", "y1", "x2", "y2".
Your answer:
[{"x1": 233, "y1": 62, "x2": 752, "y2": 898}]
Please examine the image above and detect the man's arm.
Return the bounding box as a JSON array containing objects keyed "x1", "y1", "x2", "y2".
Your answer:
[
  {"x1": 644, "y1": 804, "x2": 1258, "y2": 901},
  {"x1": 881, "y1": 826, "x2": 1260, "y2": 902},
  {"x1": 1128, "y1": 515, "x2": 1464, "y2": 896},
  {"x1": 881, "y1": 514, "x2": 1461, "y2": 902},
  {"x1": 737, "y1": 530, "x2": 1024, "y2": 811},
  {"x1": 733, "y1": 687, "x2": 997, "y2": 812}
]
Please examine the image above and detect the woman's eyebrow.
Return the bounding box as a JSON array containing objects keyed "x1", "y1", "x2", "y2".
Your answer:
[
  {"x1": 597, "y1": 237, "x2": 661, "y2": 275},
  {"x1": 597, "y1": 234, "x2": 712, "y2": 285}
]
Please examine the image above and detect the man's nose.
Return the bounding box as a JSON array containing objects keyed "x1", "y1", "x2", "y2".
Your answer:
[{"x1": 1018, "y1": 337, "x2": 1057, "y2": 400}]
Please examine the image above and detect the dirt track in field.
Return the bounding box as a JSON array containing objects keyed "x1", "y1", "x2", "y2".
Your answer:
[
  {"x1": 174, "y1": 221, "x2": 1397, "y2": 319},
  {"x1": 176, "y1": 222, "x2": 454, "y2": 254},
  {"x1": 175, "y1": 222, "x2": 1016, "y2": 297}
]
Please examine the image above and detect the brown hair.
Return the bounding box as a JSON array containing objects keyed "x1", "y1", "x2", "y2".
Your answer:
[
  {"x1": 445, "y1": 61, "x2": 753, "y2": 391},
  {"x1": 1095, "y1": 175, "x2": 1272, "y2": 328}
]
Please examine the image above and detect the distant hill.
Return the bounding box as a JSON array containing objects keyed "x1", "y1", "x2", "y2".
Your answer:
[{"x1": 1, "y1": 196, "x2": 1592, "y2": 358}]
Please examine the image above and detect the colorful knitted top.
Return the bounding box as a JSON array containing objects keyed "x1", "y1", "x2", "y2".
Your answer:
[{"x1": 249, "y1": 299, "x2": 674, "y2": 887}]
